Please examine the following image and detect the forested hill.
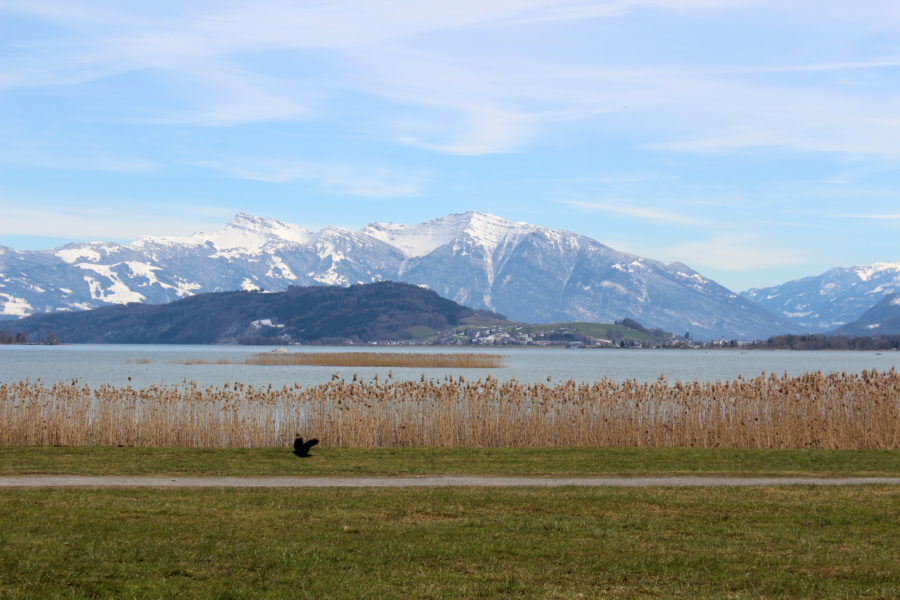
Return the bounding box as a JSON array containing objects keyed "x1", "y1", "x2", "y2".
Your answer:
[{"x1": 7, "y1": 282, "x2": 507, "y2": 344}]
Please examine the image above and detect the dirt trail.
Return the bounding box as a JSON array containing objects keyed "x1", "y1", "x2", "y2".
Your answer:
[{"x1": 1, "y1": 475, "x2": 897, "y2": 488}]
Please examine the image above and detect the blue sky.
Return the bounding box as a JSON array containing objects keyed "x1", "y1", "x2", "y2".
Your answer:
[{"x1": 1, "y1": 0, "x2": 899, "y2": 292}]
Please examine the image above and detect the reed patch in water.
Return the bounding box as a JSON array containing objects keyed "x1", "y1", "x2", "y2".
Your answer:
[
  {"x1": 183, "y1": 352, "x2": 502, "y2": 368},
  {"x1": 1, "y1": 369, "x2": 897, "y2": 449}
]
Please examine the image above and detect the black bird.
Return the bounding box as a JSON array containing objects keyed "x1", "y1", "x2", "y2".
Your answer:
[{"x1": 293, "y1": 435, "x2": 319, "y2": 457}]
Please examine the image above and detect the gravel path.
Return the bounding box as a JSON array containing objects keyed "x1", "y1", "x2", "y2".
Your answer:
[{"x1": 1, "y1": 475, "x2": 898, "y2": 488}]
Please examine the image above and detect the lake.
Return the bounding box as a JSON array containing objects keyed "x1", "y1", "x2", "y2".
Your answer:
[{"x1": 2, "y1": 344, "x2": 899, "y2": 388}]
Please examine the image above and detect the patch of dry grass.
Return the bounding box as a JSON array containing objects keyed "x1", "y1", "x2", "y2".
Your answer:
[
  {"x1": 181, "y1": 351, "x2": 502, "y2": 368},
  {"x1": 245, "y1": 351, "x2": 502, "y2": 368}
]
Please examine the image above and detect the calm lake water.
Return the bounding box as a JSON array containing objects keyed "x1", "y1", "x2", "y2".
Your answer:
[{"x1": 2, "y1": 344, "x2": 899, "y2": 388}]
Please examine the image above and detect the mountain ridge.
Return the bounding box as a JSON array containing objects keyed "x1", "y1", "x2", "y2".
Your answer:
[
  {"x1": 742, "y1": 261, "x2": 900, "y2": 331},
  {"x1": 0, "y1": 211, "x2": 796, "y2": 339},
  {"x1": 5, "y1": 281, "x2": 506, "y2": 345},
  {"x1": 831, "y1": 293, "x2": 900, "y2": 337}
]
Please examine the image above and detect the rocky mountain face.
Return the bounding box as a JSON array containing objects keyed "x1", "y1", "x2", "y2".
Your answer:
[
  {"x1": 0, "y1": 211, "x2": 796, "y2": 340},
  {"x1": 831, "y1": 293, "x2": 900, "y2": 337},
  {"x1": 741, "y1": 262, "x2": 900, "y2": 331}
]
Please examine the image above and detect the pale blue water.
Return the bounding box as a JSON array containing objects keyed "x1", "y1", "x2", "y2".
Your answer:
[{"x1": 1, "y1": 344, "x2": 898, "y2": 388}]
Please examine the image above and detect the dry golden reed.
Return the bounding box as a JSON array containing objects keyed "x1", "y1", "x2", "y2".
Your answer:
[
  {"x1": 1, "y1": 369, "x2": 897, "y2": 449},
  {"x1": 182, "y1": 352, "x2": 502, "y2": 368}
]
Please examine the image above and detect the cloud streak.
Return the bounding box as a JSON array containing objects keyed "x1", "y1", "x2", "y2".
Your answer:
[
  {"x1": 0, "y1": 203, "x2": 232, "y2": 241},
  {"x1": 827, "y1": 213, "x2": 900, "y2": 221},
  {"x1": 559, "y1": 200, "x2": 719, "y2": 227},
  {"x1": 667, "y1": 236, "x2": 807, "y2": 271},
  {"x1": 6, "y1": 0, "x2": 900, "y2": 158},
  {"x1": 0, "y1": 148, "x2": 158, "y2": 173},
  {"x1": 194, "y1": 157, "x2": 429, "y2": 198}
]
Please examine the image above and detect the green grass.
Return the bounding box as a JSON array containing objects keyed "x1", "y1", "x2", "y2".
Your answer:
[
  {"x1": 513, "y1": 321, "x2": 658, "y2": 343},
  {"x1": 1, "y1": 446, "x2": 898, "y2": 477},
  {"x1": 0, "y1": 486, "x2": 896, "y2": 598},
  {"x1": 404, "y1": 325, "x2": 437, "y2": 338}
]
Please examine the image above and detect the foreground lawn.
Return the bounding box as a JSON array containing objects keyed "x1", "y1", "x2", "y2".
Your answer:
[
  {"x1": 0, "y1": 486, "x2": 896, "y2": 599},
  {"x1": 1, "y1": 446, "x2": 898, "y2": 477}
]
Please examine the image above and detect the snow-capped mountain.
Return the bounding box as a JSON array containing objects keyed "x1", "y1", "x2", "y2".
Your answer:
[
  {"x1": 831, "y1": 293, "x2": 900, "y2": 337},
  {"x1": 742, "y1": 262, "x2": 900, "y2": 331},
  {"x1": 0, "y1": 212, "x2": 795, "y2": 339}
]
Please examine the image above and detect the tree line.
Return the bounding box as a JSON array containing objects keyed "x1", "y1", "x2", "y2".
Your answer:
[
  {"x1": 750, "y1": 333, "x2": 900, "y2": 350},
  {"x1": 0, "y1": 331, "x2": 60, "y2": 345}
]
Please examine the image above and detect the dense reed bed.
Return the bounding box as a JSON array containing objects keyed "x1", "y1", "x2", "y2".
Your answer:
[
  {"x1": 182, "y1": 352, "x2": 503, "y2": 368},
  {"x1": 1, "y1": 369, "x2": 897, "y2": 449}
]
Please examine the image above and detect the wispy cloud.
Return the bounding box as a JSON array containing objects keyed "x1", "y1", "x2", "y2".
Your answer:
[
  {"x1": 194, "y1": 157, "x2": 429, "y2": 197},
  {"x1": 513, "y1": 0, "x2": 750, "y2": 24},
  {"x1": 0, "y1": 202, "x2": 232, "y2": 240},
  {"x1": 826, "y1": 212, "x2": 900, "y2": 221},
  {"x1": 0, "y1": 148, "x2": 158, "y2": 173},
  {"x1": 679, "y1": 59, "x2": 900, "y2": 76},
  {"x1": 668, "y1": 236, "x2": 807, "y2": 271},
  {"x1": 148, "y1": 66, "x2": 318, "y2": 127},
  {"x1": 393, "y1": 107, "x2": 537, "y2": 155},
  {"x1": 559, "y1": 199, "x2": 718, "y2": 226},
  {"x1": 8, "y1": 0, "x2": 900, "y2": 159}
]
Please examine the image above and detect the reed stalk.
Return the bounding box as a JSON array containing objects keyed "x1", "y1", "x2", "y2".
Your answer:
[{"x1": 1, "y1": 369, "x2": 897, "y2": 449}]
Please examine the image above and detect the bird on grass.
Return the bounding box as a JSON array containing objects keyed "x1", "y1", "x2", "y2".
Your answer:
[{"x1": 293, "y1": 435, "x2": 319, "y2": 457}]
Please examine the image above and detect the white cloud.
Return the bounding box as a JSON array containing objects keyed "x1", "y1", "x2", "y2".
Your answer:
[
  {"x1": 0, "y1": 204, "x2": 232, "y2": 240},
  {"x1": 559, "y1": 199, "x2": 718, "y2": 226},
  {"x1": 0, "y1": 148, "x2": 158, "y2": 173},
  {"x1": 394, "y1": 107, "x2": 537, "y2": 155},
  {"x1": 513, "y1": 0, "x2": 749, "y2": 23},
  {"x1": 668, "y1": 236, "x2": 806, "y2": 271},
  {"x1": 4, "y1": 0, "x2": 900, "y2": 158},
  {"x1": 827, "y1": 212, "x2": 900, "y2": 221},
  {"x1": 148, "y1": 65, "x2": 317, "y2": 127},
  {"x1": 194, "y1": 158, "x2": 429, "y2": 197}
]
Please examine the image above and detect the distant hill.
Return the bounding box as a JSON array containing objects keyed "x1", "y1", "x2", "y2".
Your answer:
[
  {"x1": 5, "y1": 281, "x2": 506, "y2": 344},
  {"x1": 831, "y1": 293, "x2": 900, "y2": 337}
]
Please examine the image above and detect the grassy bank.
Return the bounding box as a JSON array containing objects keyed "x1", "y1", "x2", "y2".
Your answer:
[
  {"x1": 1, "y1": 486, "x2": 896, "y2": 599},
  {"x1": 2, "y1": 446, "x2": 898, "y2": 477}
]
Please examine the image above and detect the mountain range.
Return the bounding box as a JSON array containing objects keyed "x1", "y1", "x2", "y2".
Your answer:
[
  {"x1": 1, "y1": 211, "x2": 895, "y2": 340},
  {"x1": 831, "y1": 293, "x2": 900, "y2": 337},
  {"x1": 741, "y1": 262, "x2": 900, "y2": 331}
]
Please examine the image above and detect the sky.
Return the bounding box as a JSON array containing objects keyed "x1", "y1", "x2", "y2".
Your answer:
[{"x1": 1, "y1": 0, "x2": 899, "y2": 293}]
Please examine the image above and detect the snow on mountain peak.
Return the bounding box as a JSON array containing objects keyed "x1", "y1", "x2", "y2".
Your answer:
[
  {"x1": 54, "y1": 241, "x2": 123, "y2": 264},
  {"x1": 214, "y1": 213, "x2": 312, "y2": 249},
  {"x1": 459, "y1": 210, "x2": 535, "y2": 241},
  {"x1": 126, "y1": 211, "x2": 546, "y2": 259},
  {"x1": 363, "y1": 211, "x2": 536, "y2": 257},
  {"x1": 1, "y1": 210, "x2": 813, "y2": 339},
  {"x1": 853, "y1": 261, "x2": 900, "y2": 282},
  {"x1": 56, "y1": 245, "x2": 104, "y2": 264},
  {"x1": 361, "y1": 219, "x2": 446, "y2": 257},
  {"x1": 132, "y1": 213, "x2": 312, "y2": 252}
]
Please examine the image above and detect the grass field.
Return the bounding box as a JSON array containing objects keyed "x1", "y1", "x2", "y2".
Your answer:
[
  {"x1": 1, "y1": 485, "x2": 896, "y2": 599},
  {"x1": 2, "y1": 446, "x2": 899, "y2": 477},
  {"x1": 515, "y1": 321, "x2": 660, "y2": 343},
  {"x1": 1, "y1": 447, "x2": 897, "y2": 598}
]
